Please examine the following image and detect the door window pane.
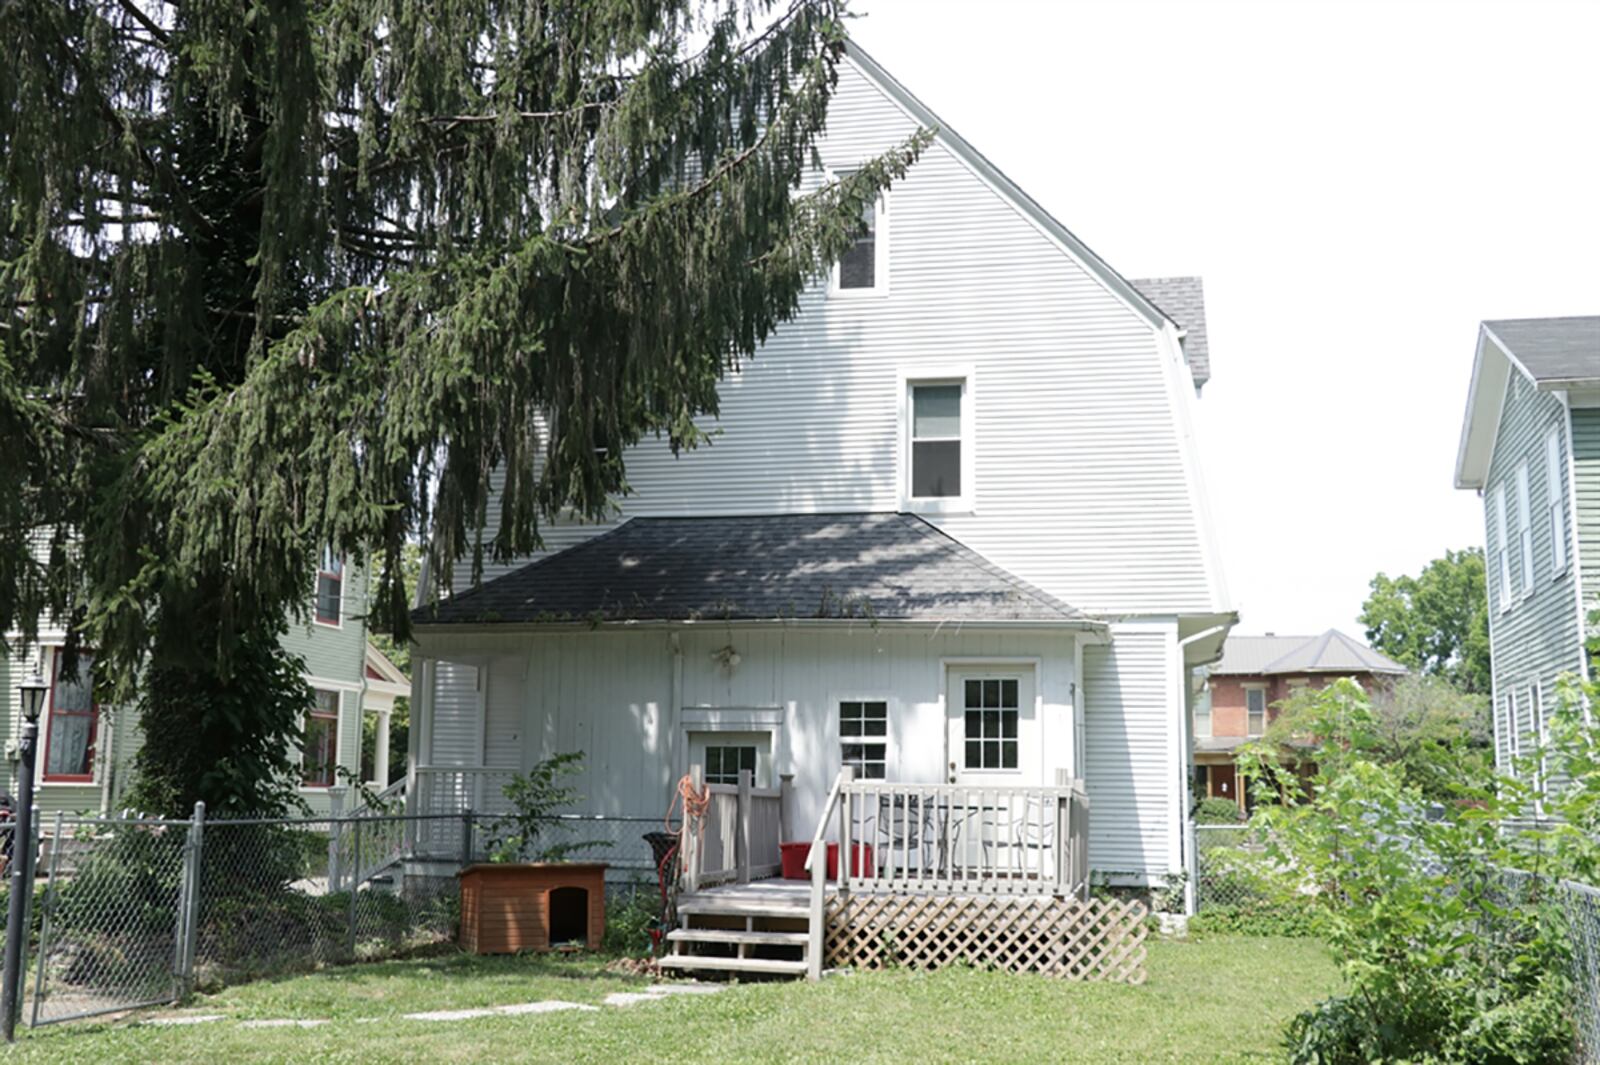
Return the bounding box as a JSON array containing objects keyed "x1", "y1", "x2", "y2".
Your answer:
[
  {"x1": 704, "y1": 745, "x2": 758, "y2": 785},
  {"x1": 962, "y1": 677, "x2": 1020, "y2": 770}
]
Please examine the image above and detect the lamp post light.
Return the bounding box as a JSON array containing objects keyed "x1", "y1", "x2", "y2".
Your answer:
[{"x1": 1, "y1": 671, "x2": 47, "y2": 1041}]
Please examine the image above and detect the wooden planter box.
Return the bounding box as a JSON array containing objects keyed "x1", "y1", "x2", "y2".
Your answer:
[{"x1": 457, "y1": 862, "x2": 607, "y2": 954}]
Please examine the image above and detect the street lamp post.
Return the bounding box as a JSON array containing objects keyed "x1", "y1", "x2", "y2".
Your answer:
[{"x1": 1, "y1": 671, "x2": 47, "y2": 1042}]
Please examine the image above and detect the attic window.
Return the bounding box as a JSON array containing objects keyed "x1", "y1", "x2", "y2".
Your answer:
[{"x1": 832, "y1": 173, "x2": 886, "y2": 294}]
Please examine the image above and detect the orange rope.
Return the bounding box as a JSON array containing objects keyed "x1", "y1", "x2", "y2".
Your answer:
[{"x1": 666, "y1": 773, "x2": 711, "y2": 834}]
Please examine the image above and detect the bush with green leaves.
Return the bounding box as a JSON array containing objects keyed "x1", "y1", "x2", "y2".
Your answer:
[
  {"x1": 485, "y1": 753, "x2": 605, "y2": 864},
  {"x1": 602, "y1": 885, "x2": 661, "y2": 956},
  {"x1": 1236, "y1": 678, "x2": 1578, "y2": 1064},
  {"x1": 1196, "y1": 796, "x2": 1243, "y2": 824}
]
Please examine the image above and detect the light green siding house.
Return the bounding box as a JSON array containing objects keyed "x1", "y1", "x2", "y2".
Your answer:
[
  {"x1": 0, "y1": 557, "x2": 408, "y2": 818},
  {"x1": 1456, "y1": 317, "x2": 1599, "y2": 771}
]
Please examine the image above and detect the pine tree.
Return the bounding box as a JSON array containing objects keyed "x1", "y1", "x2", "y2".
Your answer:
[{"x1": 0, "y1": 0, "x2": 925, "y2": 813}]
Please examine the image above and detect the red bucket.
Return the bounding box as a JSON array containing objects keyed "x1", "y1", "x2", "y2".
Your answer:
[
  {"x1": 826, "y1": 841, "x2": 875, "y2": 880},
  {"x1": 779, "y1": 842, "x2": 810, "y2": 880}
]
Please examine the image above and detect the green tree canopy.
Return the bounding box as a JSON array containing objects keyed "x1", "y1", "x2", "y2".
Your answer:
[
  {"x1": 1359, "y1": 548, "x2": 1490, "y2": 694},
  {"x1": 1, "y1": 0, "x2": 922, "y2": 813}
]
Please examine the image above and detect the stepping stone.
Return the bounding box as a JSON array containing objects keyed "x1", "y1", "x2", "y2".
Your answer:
[
  {"x1": 240, "y1": 1019, "x2": 330, "y2": 1029},
  {"x1": 496, "y1": 1001, "x2": 599, "y2": 1016},
  {"x1": 644, "y1": 984, "x2": 724, "y2": 996},
  {"x1": 147, "y1": 1015, "x2": 225, "y2": 1026},
  {"x1": 603, "y1": 992, "x2": 670, "y2": 1007},
  {"x1": 405, "y1": 1001, "x2": 600, "y2": 1022}
]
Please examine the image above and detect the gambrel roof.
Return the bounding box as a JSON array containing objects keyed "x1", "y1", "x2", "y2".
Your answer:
[{"x1": 413, "y1": 514, "x2": 1098, "y2": 628}]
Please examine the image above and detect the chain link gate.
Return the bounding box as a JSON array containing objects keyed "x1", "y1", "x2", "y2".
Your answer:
[
  {"x1": 1193, "y1": 824, "x2": 1269, "y2": 911},
  {"x1": 28, "y1": 810, "x2": 202, "y2": 1026}
]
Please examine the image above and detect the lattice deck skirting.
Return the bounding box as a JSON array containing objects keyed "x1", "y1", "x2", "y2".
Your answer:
[{"x1": 825, "y1": 894, "x2": 1148, "y2": 983}]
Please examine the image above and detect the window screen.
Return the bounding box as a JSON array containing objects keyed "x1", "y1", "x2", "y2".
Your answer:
[
  {"x1": 1246, "y1": 688, "x2": 1267, "y2": 736},
  {"x1": 316, "y1": 548, "x2": 344, "y2": 624},
  {"x1": 303, "y1": 688, "x2": 340, "y2": 787},
  {"x1": 838, "y1": 196, "x2": 877, "y2": 289},
  {"x1": 45, "y1": 652, "x2": 98, "y2": 781}
]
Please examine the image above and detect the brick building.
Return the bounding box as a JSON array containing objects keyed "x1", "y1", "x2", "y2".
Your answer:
[{"x1": 1194, "y1": 629, "x2": 1406, "y2": 812}]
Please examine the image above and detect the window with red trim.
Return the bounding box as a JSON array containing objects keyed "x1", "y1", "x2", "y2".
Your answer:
[
  {"x1": 302, "y1": 689, "x2": 339, "y2": 787},
  {"x1": 45, "y1": 651, "x2": 97, "y2": 782},
  {"x1": 315, "y1": 548, "x2": 343, "y2": 625}
]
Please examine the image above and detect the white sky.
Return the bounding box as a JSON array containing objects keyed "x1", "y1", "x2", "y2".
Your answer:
[{"x1": 848, "y1": 0, "x2": 1600, "y2": 638}]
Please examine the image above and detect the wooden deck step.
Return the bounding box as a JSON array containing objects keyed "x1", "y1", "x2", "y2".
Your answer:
[
  {"x1": 666, "y1": 928, "x2": 809, "y2": 947},
  {"x1": 676, "y1": 898, "x2": 809, "y2": 919},
  {"x1": 659, "y1": 954, "x2": 809, "y2": 976}
]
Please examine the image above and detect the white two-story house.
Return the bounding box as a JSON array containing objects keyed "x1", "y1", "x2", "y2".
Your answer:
[{"x1": 405, "y1": 43, "x2": 1234, "y2": 896}]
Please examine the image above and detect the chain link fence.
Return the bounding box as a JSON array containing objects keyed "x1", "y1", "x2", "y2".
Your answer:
[
  {"x1": 1193, "y1": 824, "x2": 1273, "y2": 911},
  {"x1": 9, "y1": 806, "x2": 667, "y2": 1027}
]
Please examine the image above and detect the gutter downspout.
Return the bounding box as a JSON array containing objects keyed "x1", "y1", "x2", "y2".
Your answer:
[{"x1": 1175, "y1": 623, "x2": 1232, "y2": 917}]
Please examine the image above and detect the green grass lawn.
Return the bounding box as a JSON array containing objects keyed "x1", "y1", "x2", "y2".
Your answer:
[{"x1": 8, "y1": 936, "x2": 1337, "y2": 1064}]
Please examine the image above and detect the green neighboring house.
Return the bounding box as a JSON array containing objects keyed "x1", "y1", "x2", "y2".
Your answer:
[
  {"x1": 0, "y1": 552, "x2": 409, "y2": 818},
  {"x1": 1456, "y1": 316, "x2": 1600, "y2": 771}
]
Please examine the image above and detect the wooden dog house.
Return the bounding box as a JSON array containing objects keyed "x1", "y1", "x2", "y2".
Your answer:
[{"x1": 458, "y1": 863, "x2": 607, "y2": 954}]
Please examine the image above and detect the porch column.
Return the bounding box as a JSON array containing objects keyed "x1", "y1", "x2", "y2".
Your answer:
[{"x1": 373, "y1": 709, "x2": 391, "y2": 788}]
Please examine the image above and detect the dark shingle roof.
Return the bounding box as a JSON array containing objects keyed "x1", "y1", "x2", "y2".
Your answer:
[
  {"x1": 1483, "y1": 317, "x2": 1600, "y2": 385},
  {"x1": 414, "y1": 514, "x2": 1092, "y2": 627},
  {"x1": 1131, "y1": 277, "x2": 1210, "y2": 389}
]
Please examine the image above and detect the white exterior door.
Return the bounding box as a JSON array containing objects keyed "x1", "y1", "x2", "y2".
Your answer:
[{"x1": 945, "y1": 667, "x2": 1036, "y2": 786}]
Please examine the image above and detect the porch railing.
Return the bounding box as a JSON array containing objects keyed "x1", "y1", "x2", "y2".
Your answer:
[
  {"x1": 411, "y1": 766, "x2": 521, "y2": 860},
  {"x1": 680, "y1": 766, "x2": 787, "y2": 892},
  {"x1": 836, "y1": 772, "x2": 1091, "y2": 898}
]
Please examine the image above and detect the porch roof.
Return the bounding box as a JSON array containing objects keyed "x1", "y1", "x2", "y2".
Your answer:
[{"x1": 414, "y1": 513, "x2": 1094, "y2": 628}]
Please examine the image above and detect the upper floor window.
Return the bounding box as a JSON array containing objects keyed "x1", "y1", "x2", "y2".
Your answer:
[
  {"x1": 1492, "y1": 484, "x2": 1511, "y2": 612},
  {"x1": 833, "y1": 177, "x2": 886, "y2": 294},
  {"x1": 44, "y1": 651, "x2": 98, "y2": 782},
  {"x1": 302, "y1": 688, "x2": 340, "y2": 788},
  {"x1": 910, "y1": 382, "x2": 964, "y2": 500},
  {"x1": 315, "y1": 548, "x2": 343, "y2": 626},
  {"x1": 1193, "y1": 689, "x2": 1212, "y2": 739},
  {"x1": 1245, "y1": 687, "x2": 1267, "y2": 737},
  {"x1": 1514, "y1": 463, "x2": 1534, "y2": 597},
  {"x1": 1546, "y1": 427, "x2": 1568, "y2": 576},
  {"x1": 840, "y1": 700, "x2": 888, "y2": 779}
]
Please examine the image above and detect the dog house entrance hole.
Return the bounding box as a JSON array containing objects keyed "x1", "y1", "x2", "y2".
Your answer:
[{"x1": 548, "y1": 886, "x2": 589, "y2": 946}]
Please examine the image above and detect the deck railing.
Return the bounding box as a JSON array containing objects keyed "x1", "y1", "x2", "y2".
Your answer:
[
  {"x1": 837, "y1": 772, "x2": 1091, "y2": 898},
  {"x1": 680, "y1": 766, "x2": 787, "y2": 892}
]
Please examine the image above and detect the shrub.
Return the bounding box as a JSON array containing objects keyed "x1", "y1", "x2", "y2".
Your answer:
[
  {"x1": 485, "y1": 753, "x2": 606, "y2": 863},
  {"x1": 1196, "y1": 796, "x2": 1243, "y2": 824},
  {"x1": 602, "y1": 885, "x2": 661, "y2": 956},
  {"x1": 1188, "y1": 899, "x2": 1321, "y2": 939},
  {"x1": 1239, "y1": 679, "x2": 1576, "y2": 1063}
]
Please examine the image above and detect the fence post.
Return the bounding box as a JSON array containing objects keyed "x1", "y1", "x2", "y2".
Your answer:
[
  {"x1": 736, "y1": 769, "x2": 753, "y2": 885},
  {"x1": 327, "y1": 787, "x2": 346, "y2": 892},
  {"x1": 460, "y1": 808, "x2": 474, "y2": 868},
  {"x1": 347, "y1": 815, "x2": 361, "y2": 960},
  {"x1": 176, "y1": 802, "x2": 205, "y2": 1000},
  {"x1": 838, "y1": 767, "x2": 854, "y2": 894},
  {"x1": 23, "y1": 811, "x2": 58, "y2": 1028}
]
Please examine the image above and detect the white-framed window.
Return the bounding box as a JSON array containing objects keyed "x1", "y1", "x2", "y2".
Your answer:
[
  {"x1": 1194, "y1": 688, "x2": 1213, "y2": 739},
  {"x1": 1547, "y1": 427, "x2": 1569, "y2": 576},
  {"x1": 302, "y1": 688, "x2": 340, "y2": 788},
  {"x1": 1505, "y1": 691, "x2": 1520, "y2": 766},
  {"x1": 1533, "y1": 683, "x2": 1547, "y2": 809},
  {"x1": 1245, "y1": 687, "x2": 1267, "y2": 737},
  {"x1": 1493, "y1": 483, "x2": 1512, "y2": 612},
  {"x1": 903, "y1": 376, "x2": 973, "y2": 511},
  {"x1": 831, "y1": 173, "x2": 887, "y2": 295},
  {"x1": 963, "y1": 678, "x2": 1020, "y2": 770},
  {"x1": 839, "y1": 700, "x2": 889, "y2": 779},
  {"x1": 703, "y1": 745, "x2": 758, "y2": 785},
  {"x1": 315, "y1": 547, "x2": 344, "y2": 626},
  {"x1": 1514, "y1": 463, "x2": 1534, "y2": 597}
]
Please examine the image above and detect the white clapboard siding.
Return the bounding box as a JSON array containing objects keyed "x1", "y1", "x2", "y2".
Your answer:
[
  {"x1": 1082, "y1": 623, "x2": 1176, "y2": 881},
  {"x1": 429, "y1": 661, "x2": 483, "y2": 768},
  {"x1": 453, "y1": 54, "x2": 1221, "y2": 619}
]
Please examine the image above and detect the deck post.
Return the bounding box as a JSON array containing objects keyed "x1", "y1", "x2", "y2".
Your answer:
[
  {"x1": 837, "y1": 767, "x2": 854, "y2": 895},
  {"x1": 778, "y1": 773, "x2": 793, "y2": 844},
  {"x1": 1053, "y1": 769, "x2": 1071, "y2": 896},
  {"x1": 682, "y1": 764, "x2": 704, "y2": 894},
  {"x1": 736, "y1": 769, "x2": 753, "y2": 885}
]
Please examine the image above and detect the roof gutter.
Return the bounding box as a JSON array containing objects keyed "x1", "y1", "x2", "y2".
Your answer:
[{"x1": 411, "y1": 615, "x2": 1111, "y2": 637}]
